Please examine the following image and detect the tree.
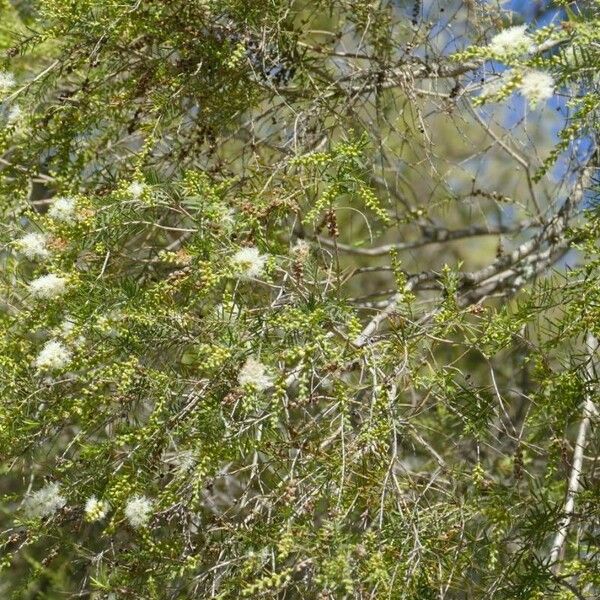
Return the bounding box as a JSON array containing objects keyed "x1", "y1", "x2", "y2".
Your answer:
[{"x1": 1, "y1": 0, "x2": 600, "y2": 597}]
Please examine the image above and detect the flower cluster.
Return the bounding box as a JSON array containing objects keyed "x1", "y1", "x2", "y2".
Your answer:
[
  {"x1": 488, "y1": 25, "x2": 531, "y2": 55},
  {"x1": 0, "y1": 71, "x2": 16, "y2": 94},
  {"x1": 23, "y1": 482, "x2": 66, "y2": 519},
  {"x1": 124, "y1": 495, "x2": 154, "y2": 528},
  {"x1": 29, "y1": 274, "x2": 68, "y2": 299},
  {"x1": 48, "y1": 196, "x2": 77, "y2": 222},
  {"x1": 231, "y1": 246, "x2": 267, "y2": 279},
  {"x1": 127, "y1": 181, "x2": 146, "y2": 200},
  {"x1": 520, "y1": 70, "x2": 555, "y2": 107},
  {"x1": 84, "y1": 496, "x2": 110, "y2": 522},
  {"x1": 238, "y1": 357, "x2": 273, "y2": 391},
  {"x1": 17, "y1": 232, "x2": 49, "y2": 261},
  {"x1": 34, "y1": 340, "x2": 72, "y2": 371}
]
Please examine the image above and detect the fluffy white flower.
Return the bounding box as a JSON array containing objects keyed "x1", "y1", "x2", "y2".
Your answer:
[
  {"x1": 520, "y1": 70, "x2": 555, "y2": 107},
  {"x1": 57, "y1": 318, "x2": 85, "y2": 348},
  {"x1": 59, "y1": 317, "x2": 76, "y2": 336},
  {"x1": 231, "y1": 246, "x2": 267, "y2": 279},
  {"x1": 48, "y1": 196, "x2": 77, "y2": 222},
  {"x1": 291, "y1": 239, "x2": 310, "y2": 259},
  {"x1": 34, "y1": 340, "x2": 72, "y2": 371},
  {"x1": 238, "y1": 357, "x2": 273, "y2": 391},
  {"x1": 220, "y1": 207, "x2": 236, "y2": 228},
  {"x1": 127, "y1": 181, "x2": 146, "y2": 199},
  {"x1": 210, "y1": 205, "x2": 237, "y2": 230},
  {"x1": 172, "y1": 449, "x2": 197, "y2": 474},
  {"x1": 6, "y1": 104, "x2": 21, "y2": 124},
  {"x1": 488, "y1": 25, "x2": 531, "y2": 55},
  {"x1": 0, "y1": 71, "x2": 16, "y2": 93},
  {"x1": 29, "y1": 273, "x2": 68, "y2": 299},
  {"x1": 84, "y1": 496, "x2": 110, "y2": 521},
  {"x1": 23, "y1": 482, "x2": 66, "y2": 518},
  {"x1": 124, "y1": 495, "x2": 153, "y2": 528},
  {"x1": 17, "y1": 232, "x2": 49, "y2": 261}
]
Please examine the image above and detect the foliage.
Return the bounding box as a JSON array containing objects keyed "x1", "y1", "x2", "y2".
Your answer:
[{"x1": 1, "y1": 0, "x2": 600, "y2": 598}]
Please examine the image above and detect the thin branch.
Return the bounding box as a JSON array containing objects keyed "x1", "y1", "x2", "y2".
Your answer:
[
  {"x1": 547, "y1": 333, "x2": 598, "y2": 573},
  {"x1": 316, "y1": 222, "x2": 533, "y2": 256}
]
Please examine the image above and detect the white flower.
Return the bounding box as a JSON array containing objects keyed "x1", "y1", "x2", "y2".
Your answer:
[
  {"x1": 48, "y1": 196, "x2": 77, "y2": 222},
  {"x1": 59, "y1": 317, "x2": 76, "y2": 336},
  {"x1": 520, "y1": 70, "x2": 555, "y2": 107},
  {"x1": 210, "y1": 205, "x2": 236, "y2": 228},
  {"x1": 127, "y1": 181, "x2": 146, "y2": 199},
  {"x1": 220, "y1": 207, "x2": 236, "y2": 228},
  {"x1": 34, "y1": 340, "x2": 72, "y2": 371},
  {"x1": 0, "y1": 71, "x2": 16, "y2": 93},
  {"x1": 291, "y1": 239, "x2": 310, "y2": 259},
  {"x1": 84, "y1": 496, "x2": 110, "y2": 521},
  {"x1": 172, "y1": 449, "x2": 197, "y2": 474},
  {"x1": 6, "y1": 104, "x2": 21, "y2": 124},
  {"x1": 29, "y1": 273, "x2": 68, "y2": 299},
  {"x1": 231, "y1": 246, "x2": 267, "y2": 279},
  {"x1": 17, "y1": 232, "x2": 49, "y2": 260},
  {"x1": 124, "y1": 495, "x2": 153, "y2": 528},
  {"x1": 238, "y1": 357, "x2": 273, "y2": 391},
  {"x1": 23, "y1": 482, "x2": 66, "y2": 518},
  {"x1": 488, "y1": 25, "x2": 531, "y2": 55}
]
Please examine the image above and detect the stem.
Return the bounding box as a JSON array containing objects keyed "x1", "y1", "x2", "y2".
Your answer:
[{"x1": 547, "y1": 333, "x2": 598, "y2": 573}]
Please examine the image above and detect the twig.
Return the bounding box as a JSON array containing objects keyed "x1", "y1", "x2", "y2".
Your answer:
[
  {"x1": 316, "y1": 222, "x2": 532, "y2": 256},
  {"x1": 547, "y1": 333, "x2": 598, "y2": 572}
]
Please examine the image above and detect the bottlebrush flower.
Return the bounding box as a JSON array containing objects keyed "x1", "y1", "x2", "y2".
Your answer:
[
  {"x1": 231, "y1": 246, "x2": 267, "y2": 279},
  {"x1": 23, "y1": 482, "x2": 66, "y2": 518},
  {"x1": 17, "y1": 232, "x2": 49, "y2": 260},
  {"x1": 48, "y1": 196, "x2": 77, "y2": 222},
  {"x1": 488, "y1": 25, "x2": 531, "y2": 55},
  {"x1": 0, "y1": 71, "x2": 16, "y2": 93},
  {"x1": 34, "y1": 340, "x2": 72, "y2": 371},
  {"x1": 520, "y1": 70, "x2": 555, "y2": 107},
  {"x1": 6, "y1": 104, "x2": 21, "y2": 124},
  {"x1": 238, "y1": 357, "x2": 273, "y2": 391},
  {"x1": 124, "y1": 495, "x2": 153, "y2": 528},
  {"x1": 84, "y1": 496, "x2": 110, "y2": 522},
  {"x1": 29, "y1": 273, "x2": 67, "y2": 299},
  {"x1": 127, "y1": 181, "x2": 146, "y2": 199}
]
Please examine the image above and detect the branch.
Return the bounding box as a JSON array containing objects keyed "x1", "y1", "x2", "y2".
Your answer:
[
  {"x1": 352, "y1": 164, "x2": 591, "y2": 346},
  {"x1": 352, "y1": 272, "x2": 431, "y2": 347},
  {"x1": 316, "y1": 222, "x2": 533, "y2": 257},
  {"x1": 547, "y1": 333, "x2": 598, "y2": 573}
]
